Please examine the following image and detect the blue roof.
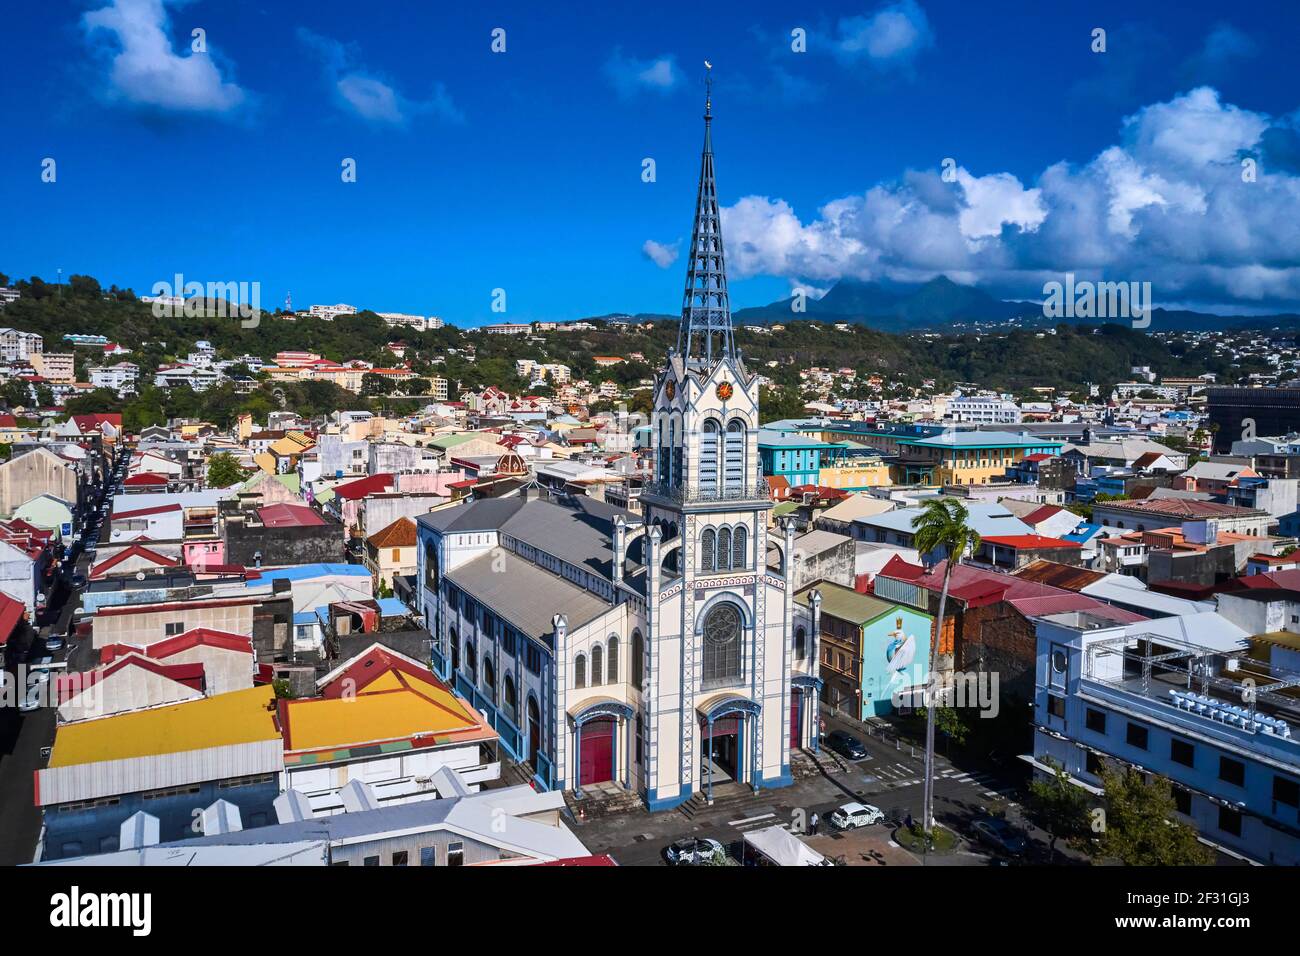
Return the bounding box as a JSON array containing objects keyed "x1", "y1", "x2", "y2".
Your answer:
[
  {"x1": 378, "y1": 597, "x2": 411, "y2": 617},
  {"x1": 856, "y1": 501, "x2": 1034, "y2": 538},
  {"x1": 247, "y1": 563, "x2": 370, "y2": 586},
  {"x1": 899, "y1": 430, "x2": 1064, "y2": 449},
  {"x1": 1063, "y1": 523, "x2": 1103, "y2": 543},
  {"x1": 757, "y1": 429, "x2": 837, "y2": 449},
  {"x1": 292, "y1": 611, "x2": 319, "y2": 626}
]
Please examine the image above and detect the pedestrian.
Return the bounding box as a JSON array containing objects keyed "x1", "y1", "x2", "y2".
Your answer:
[{"x1": 810, "y1": 811, "x2": 820, "y2": 835}]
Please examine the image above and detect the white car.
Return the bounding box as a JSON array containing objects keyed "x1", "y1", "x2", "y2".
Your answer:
[{"x1": 831, "y1": 802, "x2": 885, "y2": 830}]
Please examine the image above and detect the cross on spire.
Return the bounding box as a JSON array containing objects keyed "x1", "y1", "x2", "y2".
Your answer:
[{"x1": 678, "y1": 62, "x2": 734, "y2": 365}]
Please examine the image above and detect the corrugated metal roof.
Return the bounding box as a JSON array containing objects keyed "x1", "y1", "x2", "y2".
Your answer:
[
  {"x1": 795, "y1": 582, "x2": 902, "y2": 625},
  {"x1": 446, "y1": 549, "x2": 614, "y2": 643}
]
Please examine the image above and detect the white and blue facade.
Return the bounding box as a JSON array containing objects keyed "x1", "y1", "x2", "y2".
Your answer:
[{"x1": 1030, "y1": 610, "x2": 1300, "y2": 865}]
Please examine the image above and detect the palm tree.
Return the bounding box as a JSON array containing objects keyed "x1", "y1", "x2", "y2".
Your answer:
[{"x1": 912, "y1": 497, "x2": 981, "y2": 841}]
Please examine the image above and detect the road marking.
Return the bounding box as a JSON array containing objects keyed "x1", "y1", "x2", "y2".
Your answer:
[{"x1": 728, "y1": 812, "x2": 775, "y2": 827}]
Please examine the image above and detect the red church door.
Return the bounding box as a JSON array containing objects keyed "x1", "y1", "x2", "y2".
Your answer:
[
  {"x1": 579, "y1": 719, "x2": 615, "y2": 786},
  {"x1": 790, "y1": 690, "x2": 801, "y2": 749}
]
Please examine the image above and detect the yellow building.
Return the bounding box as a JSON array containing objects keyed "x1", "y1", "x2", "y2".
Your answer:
[{"x1": 891, "y1": 430, "x2": 1063, "y2": 485}]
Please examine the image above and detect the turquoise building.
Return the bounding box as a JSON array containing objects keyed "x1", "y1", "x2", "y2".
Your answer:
[
  {"x1": 797, "y1": 583, "x2": 932, "y2": 719},
  {"x1": 757, "y1": 429, "x2": 842, "y2": 486}
]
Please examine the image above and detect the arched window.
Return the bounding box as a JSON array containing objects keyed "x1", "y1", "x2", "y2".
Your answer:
[
  {"x1": 658, "y1": 416, "x2": 669, "y2": 484},
  {"x1": 607, "y1": 636, "x2": 619, "y2": 683},
  {"x1": 591, "y1": 644, "x2": 603, "y2": 687},
  {"x1": 574, "y1": 654, "x2": 587, "y2": 689},
  {"x1": 702, "y1": 602, "x2": 743, "y2": 688},
  {"x1": 669, "y1": 418, "x2": 682, "y2": 488},
  {"x1": 632, "y1": 629, "x2": 644, "y2": 690},
  {"x1": 732, "y1": 524, "x2": 747, "y2": 570},
  {"x1": 724, "y1": 419, "x2": 746, "y2": 494},
  {"x1": 717, "y1": 527, "x2": 732, "y2": 571},
  {"x1": 701, "y1": 528, "x2": 716, "y2": 571},
  {"x1": 699, "y1": 418, "x2": 720, "y2": 496},
  {"x1": 483, "y1": 658, "x2": 496, "y2": 699},
  {"x1": 450, "y1": 627, "x2": 460, "y2": 671},
  {"x1": 794, "y1": 625, "x2": 808, "y2": 661},
  {"x1": 503, "y1": 673, "x2": 517, "y2": 722},
  {"x1": 465, "y1": 641, "x2": 477, "y2": 681}
]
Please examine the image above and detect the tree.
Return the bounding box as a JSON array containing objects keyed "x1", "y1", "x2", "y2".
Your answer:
[
  {"x1": 1094, "y1": 763, "x2": 1214, "y2": 866},
  {"x1": 912, "y1": 497, "x2": 981, "y2": 840},
  {"x1": 1025, "y1": 760, "x2": 1092, "y2": 861},
  {"x1": 205, "y1": 451, "x2": 247, "y2": 489}
]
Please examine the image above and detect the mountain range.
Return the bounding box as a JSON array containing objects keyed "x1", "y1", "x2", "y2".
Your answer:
[{"x1": 729, "y1": 275, "x2": 1300, "y2": 333}]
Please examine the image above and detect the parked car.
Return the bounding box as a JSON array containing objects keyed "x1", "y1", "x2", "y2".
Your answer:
[
  {"x1": 19, "y1": 684, "x2": 43, "y2": 712},
  {"x1": 665, "y1": 837, "x2": 725, "y2": 866},
  {"x1": 970, "y1": 816, "x2": 1028, "y2": 857},
  {"x1": 825, "y1": 730, "x2": 868, "y2": 760},
  {"x1": 44, "y1": 633, "x2": 65, "y2": 652},
  {"x1": 831, "y1": 802, "x2": 885, "y2": 829}
]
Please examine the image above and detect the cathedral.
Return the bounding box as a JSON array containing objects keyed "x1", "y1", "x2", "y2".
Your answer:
[{"x1": 417, "y1": 85, "x2": 822, "y2": 810}]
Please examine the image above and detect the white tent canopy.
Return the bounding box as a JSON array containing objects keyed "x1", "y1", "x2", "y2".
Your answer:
[{"x1": 743, "y1": 825, "x2": 827, "y2": 866}]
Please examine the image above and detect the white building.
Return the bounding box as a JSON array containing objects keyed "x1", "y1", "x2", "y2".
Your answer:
[
  {"x1": 0, "y1": 328, "x2": 42, "y2": 362},
  {"x1": 377, "y1": 312, "x2": 429, "y2": 330},
  {"x1": 1030, "y1": 609, "x2": 1300, "y2": 865},
  {"x1": 308, "y1": 303, "x2": 357, "y2": 321},
  {"x1": 154, "y1": 363, "x2": 220, "y2": 392},
  {"x1": 948, "y1": 394, "x2": 1022, "y2": 425},
  {"x1": 416, "y1": 94, "x2": 819, "y2": 810},
  {"x1": 89, "y1": 362, "x2": 140, "y2": 396}
]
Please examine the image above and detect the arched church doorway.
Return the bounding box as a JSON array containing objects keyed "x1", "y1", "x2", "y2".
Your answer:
[{"x1": 578, "y1": 718, "x2": 616, "y2": 787}]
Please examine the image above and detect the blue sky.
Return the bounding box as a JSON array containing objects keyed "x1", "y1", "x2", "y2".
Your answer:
[{"x1": 1, "y1": 0, "x2": 1298, "y2": 324}]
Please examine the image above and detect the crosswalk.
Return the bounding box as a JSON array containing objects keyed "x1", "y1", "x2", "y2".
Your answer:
[
  {"x1": 728, "y1": 811, "x2": 791, "y2": 833},
  {"x1": 940, "y1": 767, "x2": 1018, "y2": 802},
  {"x1": 871, "y1": 761, "x2": 924, "y2": 788},
  {"x1": 867, "y1": 762, "x2": 1018, "y2": 802}
]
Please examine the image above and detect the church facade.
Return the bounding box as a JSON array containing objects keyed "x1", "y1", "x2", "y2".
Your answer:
[{"x1": 416, "y1": 88, "x2": 822, "y2": 811}]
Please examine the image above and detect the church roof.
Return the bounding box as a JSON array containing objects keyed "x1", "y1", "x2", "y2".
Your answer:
[{"x1": 445, "y1": 548, "x2": 615, "y2": 645}]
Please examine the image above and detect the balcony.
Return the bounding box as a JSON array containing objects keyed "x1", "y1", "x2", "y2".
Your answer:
[{"x1": 639, "y1": 480, "x2": 771, "y2": 507}]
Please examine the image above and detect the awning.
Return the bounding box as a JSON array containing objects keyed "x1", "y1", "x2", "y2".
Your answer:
[
  {"x1": 743, "y1": 825, "x2": 827, "y2": 866},
  {"x1": 567, "y1": 696, "x2": 634, "y2": 726},
  {"x1": 696, "y1": 692, "x2": 761, "y2": 723}
]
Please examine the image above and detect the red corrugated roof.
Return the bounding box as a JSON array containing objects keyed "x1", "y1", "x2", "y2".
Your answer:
[
  {"x1": 258, "y1": 503, "x2": 326, "y2": 528},
  {"x1": 112, "y1": 503, "x2": 182, "y2": 520},
  {"x1": 333, "y1": 473, "x2": 395, "y2": 500},
  {"x1": 0, "y1": 592, "x2": 24, "y2": 645},
  {"x1": 982, "y1": 534, "x2": 1081, "y2": 550},
  {"x1": 1021, "y1": 505, "x2": 1065, "y2": 525},
  {"x1": 90, "y1": 543, "x2": 181, "y2": 578}
]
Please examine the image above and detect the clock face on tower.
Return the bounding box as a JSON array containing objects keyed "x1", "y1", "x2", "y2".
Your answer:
[{"x1": 716, "y1": 381, "x2": 733, "y2": 401}]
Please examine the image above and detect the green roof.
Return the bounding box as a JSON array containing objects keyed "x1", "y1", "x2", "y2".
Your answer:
[
  {"x1": 795, "y1": 582, "x2": 921, "y2": 626},
  {"x1": 430, "y1": 432, "x2": 494, "y2": 450}
]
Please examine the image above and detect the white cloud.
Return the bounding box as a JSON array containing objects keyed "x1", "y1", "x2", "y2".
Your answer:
[
  {"x1": 642, "y1": 239, "x2": 680, "y2": 268},
  {"x1": 299, "y1": 29, "x2": 461, "y2": 125},
  {"x1": 718, "y1": 88, "x2": 1300, "y2": 311},
  {"x1": 605, "y1": 49, "x2": 682, "y2": 97},
  {"x1": 82, "y1": 0, "x2": 246, "y2": 114},
  {"x1": 835, "y1": 0, "x2": 934, "y2": 68}
]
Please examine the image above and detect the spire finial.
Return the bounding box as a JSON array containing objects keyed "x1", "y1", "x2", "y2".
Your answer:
[
  {"x1": 677, "y1": 68, "x2": 734, "y2": 366},
  {"x1": 704, "y1": 60, "x2": 713, "y2": 119}
]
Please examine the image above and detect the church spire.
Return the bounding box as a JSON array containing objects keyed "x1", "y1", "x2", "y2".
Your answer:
[{"x1": 677, "y1": 62, "x2": 734, "y2": 365}]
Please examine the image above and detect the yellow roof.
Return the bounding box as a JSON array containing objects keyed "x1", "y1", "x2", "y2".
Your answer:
[
  {"x1": 282, "y1": 671, "x2": 485, "y2": 753},
  {"x1": 253, "y1": 451, "x2": 277, "y2": 474},
  {"x1": 269, "y1": 432, "x2": 314, "y2": 456},
  {"x1": 48, "y1": 686, "x2": 280, "y2": 768}
]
